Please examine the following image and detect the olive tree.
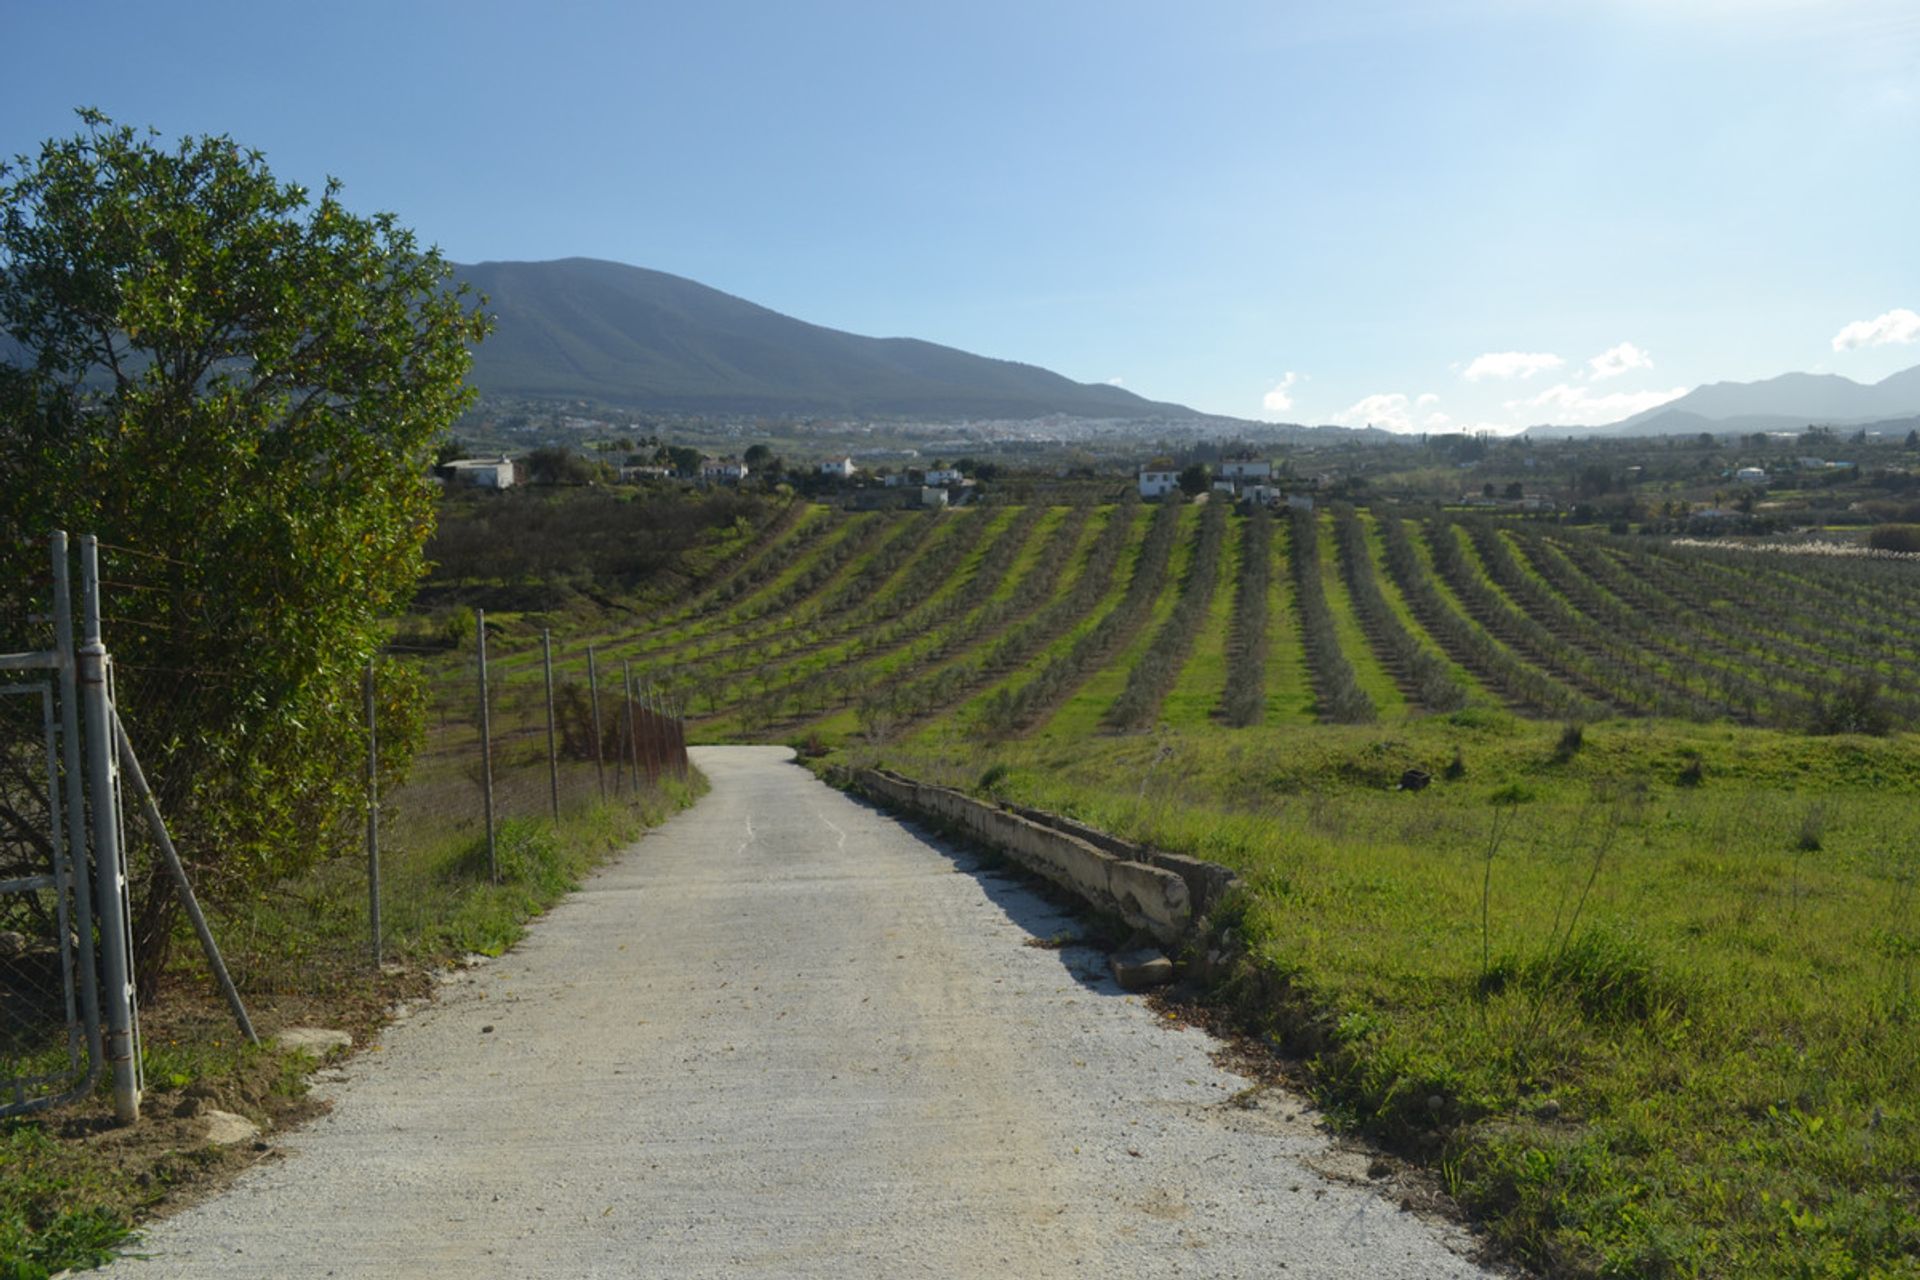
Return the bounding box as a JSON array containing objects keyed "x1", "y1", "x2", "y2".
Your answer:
[{"x1": 0, "y1": 111, "x2": 490, "y2": 981}]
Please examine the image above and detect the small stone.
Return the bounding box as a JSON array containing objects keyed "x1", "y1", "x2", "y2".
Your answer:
[
  {"x1": 1533, "y1": 1097, "x2": 1562, "y2": 1120},
  {"x1": 278, "y1": 1026, "x2": 353, "y2": 1056},
  {"x1": 202, "y1": 1109, "x2": 261, "y2": 1146},
  {"x1": 1110, "y1": 948, "x2": 1174, "y2": 992},
  {"x1": 0, "y1": 930, "x2": 26, "y2": 957},
  {"x1": 481, "y1": 1025, "x2": 495, "y2": 1034}
]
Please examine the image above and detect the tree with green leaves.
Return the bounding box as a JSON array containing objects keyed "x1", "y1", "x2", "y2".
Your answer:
[{"x1": 0, "y1": 111, "x2": 490, "y2": 982}]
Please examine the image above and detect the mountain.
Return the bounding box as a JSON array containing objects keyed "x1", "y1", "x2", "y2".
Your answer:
[
  {"x1": 1527, "y1": 364, "x2": 1920, "y2": 437},
  {"x1": 453, "y1": 258, "x2": 1206, "y2": 420}
]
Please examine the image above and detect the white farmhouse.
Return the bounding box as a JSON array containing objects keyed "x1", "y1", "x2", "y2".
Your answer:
[
  {"x1": 923, "y1": 467, "x2": 965, "y2": 487},
  {"x1": 818, "y1": 456, "x2": 856, "y2": 479},
  {"x1": 1138, "y1": 463, "x2": 1180, "y2": 499},
  {"x1": 1735, "y1": 466, "x2": 1768, "y2": 485},
  {"x1": 701, "y1": 456, "x2": 750, "y2": 483},
  {"x1": 1218, "y1": 456, "x2": 1273, "y2": 482},
  {"x1": 442, "y1": 457, "x2": 516, "y2": 490}
]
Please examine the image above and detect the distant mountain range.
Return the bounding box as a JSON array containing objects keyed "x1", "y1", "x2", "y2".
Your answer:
[
  {"x1": 1528, "y1": 364, "x2": 1920, "y2": 438},
  {"x1": 454, "y1": 258, "x2": 1207, "y2": 420}
]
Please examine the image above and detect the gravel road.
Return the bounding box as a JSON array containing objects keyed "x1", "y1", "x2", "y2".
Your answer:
[{"x1": 105, "y1": 745, "x2": 1495, "y2": 1278}]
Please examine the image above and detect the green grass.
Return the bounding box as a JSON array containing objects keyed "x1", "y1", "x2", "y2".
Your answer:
[
  {"x1": 872, "y1": 717, "x2": 1920, "y2": 1278},
  {"x1": 2, "y1": 781, "x2": 702, "y2": 1278}
]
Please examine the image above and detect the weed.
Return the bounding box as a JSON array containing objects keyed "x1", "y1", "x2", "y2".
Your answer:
[
  {"x1": 1677, "y1": 750, "x2": 1704, "y2": 787},
  {"x1": 1797, "y1": 803, "x2": 1826, "y2": 853}
]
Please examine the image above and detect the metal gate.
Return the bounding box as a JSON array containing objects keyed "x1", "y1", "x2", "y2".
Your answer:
[{"x1": 1, "y1": 532, "x2": 141, "y2": 1120}]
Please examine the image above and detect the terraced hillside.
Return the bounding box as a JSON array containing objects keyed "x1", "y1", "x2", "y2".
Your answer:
[{"x1": 586, "y1": 498, "x2": 1920, "y2": 742}]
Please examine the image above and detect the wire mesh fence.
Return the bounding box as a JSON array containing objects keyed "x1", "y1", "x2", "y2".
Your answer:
[{"x1": 90, "y1": 540, "x2": 690, "y2": 1011}]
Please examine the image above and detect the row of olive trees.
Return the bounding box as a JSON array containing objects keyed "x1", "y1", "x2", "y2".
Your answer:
[
  {"x1": 1106, "y1": 501, "x2": 1230, "y2": 731},
  {"x1": 1374, "y1": 513, "x2": 1595, "y2": 721},
  {"x1": 1329, "y1": 506, "x2": 1468, "y2": 713},
  {"x1": 1287, "y1": 506, "x2": 1376, "y2": 723},
  {"x1": 970, "y1": 501, "x2": 1181, "y2": 735},
  {"x1": 1220, "y1": 506, "x2": 1272, "y2": 727}
]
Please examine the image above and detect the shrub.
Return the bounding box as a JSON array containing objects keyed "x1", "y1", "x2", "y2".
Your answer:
[{"x1": 1866, "y1": 523, "x2": 1920, "y2": 553}]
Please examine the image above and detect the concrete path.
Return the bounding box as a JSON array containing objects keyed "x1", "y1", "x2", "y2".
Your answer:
[{"x1": 106, "y1": 745, "x2": 1495, "y2": 1278}]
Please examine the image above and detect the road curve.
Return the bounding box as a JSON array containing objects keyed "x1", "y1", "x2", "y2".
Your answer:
[{"x1": 106, "y1": 745, "x2": 1493, "y2": 1279}]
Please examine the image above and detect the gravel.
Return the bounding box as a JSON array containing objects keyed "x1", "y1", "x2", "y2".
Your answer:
[{"x1": 103, "y1": 744, "x2": 1496, "y2": 1278}]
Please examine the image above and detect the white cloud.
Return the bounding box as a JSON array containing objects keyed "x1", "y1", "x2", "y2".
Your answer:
[
  {"x1": 1509, "y1": 382, "x2": 1689, "y2": 427},
  {"x1": 1831, "y1": 308, "x2": 1920, "y2": 351},
  {"x1": 1587, "y1": 341, "x2": 1654, "y2": 380},
  {"x1": 1463, "y1": 351, "x2": 1564, "y2": 382},
  {"x1": 1417, "y1": 392, "x2": 1441, "y2": 407},
  {"x1": 1424, "y1": 411, "x2": 1453, "y2": 429},
  {"x1": 1332, "y1": 392, "x2": 1415, "y2": 432},
  {"x1": 1262, "y1": 371, "x2": 1301, "y2": 413},
  {"x1": 1105, "y1": 376, "x2": 1125, "y2": 387}
]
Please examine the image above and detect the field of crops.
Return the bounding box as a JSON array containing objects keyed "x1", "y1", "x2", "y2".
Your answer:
[
  {"x1": 576, "y1": 494, "x2": 1920, "y2": 1277},
  {"x1": 583, "y1": 497, "x2": 1920, "y2": 744},
  {"x1": 442, "y1": 491, "x2": 1920, "y2": 1276}
]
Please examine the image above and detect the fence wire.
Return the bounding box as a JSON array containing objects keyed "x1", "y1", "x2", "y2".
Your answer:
[{"x1": 93, "y1": 543, "x2": 689, "y2": 1009}]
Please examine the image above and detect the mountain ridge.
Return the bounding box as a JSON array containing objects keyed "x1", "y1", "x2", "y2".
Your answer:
[
  {"x1": 1527, "y1": 363, "x2": 1920, "y2": 437},
  {"x1": 454, "y1": 257, "x2": 1212, "y2": 420}
]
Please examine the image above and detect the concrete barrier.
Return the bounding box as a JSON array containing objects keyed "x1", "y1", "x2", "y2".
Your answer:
[{"x1": 852, "y1": 769, "x2": 1233, "y2": 947}]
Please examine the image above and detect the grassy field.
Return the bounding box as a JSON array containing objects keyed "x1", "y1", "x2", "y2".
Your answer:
[{"x1": 864, "y1": 716, "x2": 1920, "y2": 1278}]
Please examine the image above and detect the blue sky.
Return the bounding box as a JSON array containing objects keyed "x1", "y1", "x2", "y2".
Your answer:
[{"x1": 5, "y1": 0, "x2": 1917, "y2": 429}]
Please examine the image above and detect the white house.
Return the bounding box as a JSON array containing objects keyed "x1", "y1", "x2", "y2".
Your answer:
[
  {"x1": 818, "y1": 456, "x2": 856, "y2": 479},
  {"x1": 1138, "y1": 465, "x2": 1180, "y2": 499},
  {"x1": 919, "y1": 486, "x2": 950, "y2": 509},
  {"x1": 702, "y1": 457, "x2": 749, "y2": 483},
  {"x1": 618, "y1": 464, "x2": 672, "y2": 483},
  {"x1": 1218, "y1": 456, "x2": 1273, "y2": 482},
  {"x1": 442, "y1": 457, "x2": 516, "y2": 490},
  {"x1": 1735, "y1": 466, "x2": 1768, "y2": 485},
  {"x1": 923, "y1": 467, "x2": 965, "y2": 487}
]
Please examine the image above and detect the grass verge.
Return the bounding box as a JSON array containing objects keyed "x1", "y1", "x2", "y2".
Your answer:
[
  {"x1": 0, "y1": 778, "x2": 702, "y2": 1280},
  {"x1": 867, "y1": 719, "x2": 1920, "y2": 1278}
]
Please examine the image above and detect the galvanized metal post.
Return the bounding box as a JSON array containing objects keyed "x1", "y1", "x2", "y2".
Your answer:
[
  {"x1": 476, "y1": 609, "x2": 497, "y2": 882},
  {"x1": 77, "y1": 536, "x2": 139, "y2": 1124},
  {"x1": 645, "y1": 685, "x2": 663, "y2": 783},
  {"x1": 587, "y1": 645, "x2": 606, "y2": 800},
  {"x1": 114, "y1": 713, "x2": 257, "y2": 1046},
  {"x1": 542, "y1": 630, "x2": 559, "y2": 821},
  {"x1": 623, "y1": 661, "x2": 639, "y2": 792},
  {"x1": 49, "y1": 533, "x2": 103, "y2": 1082},
  {"x1": 365, "y1": 661, "x2": 381, "y2": 967}
]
